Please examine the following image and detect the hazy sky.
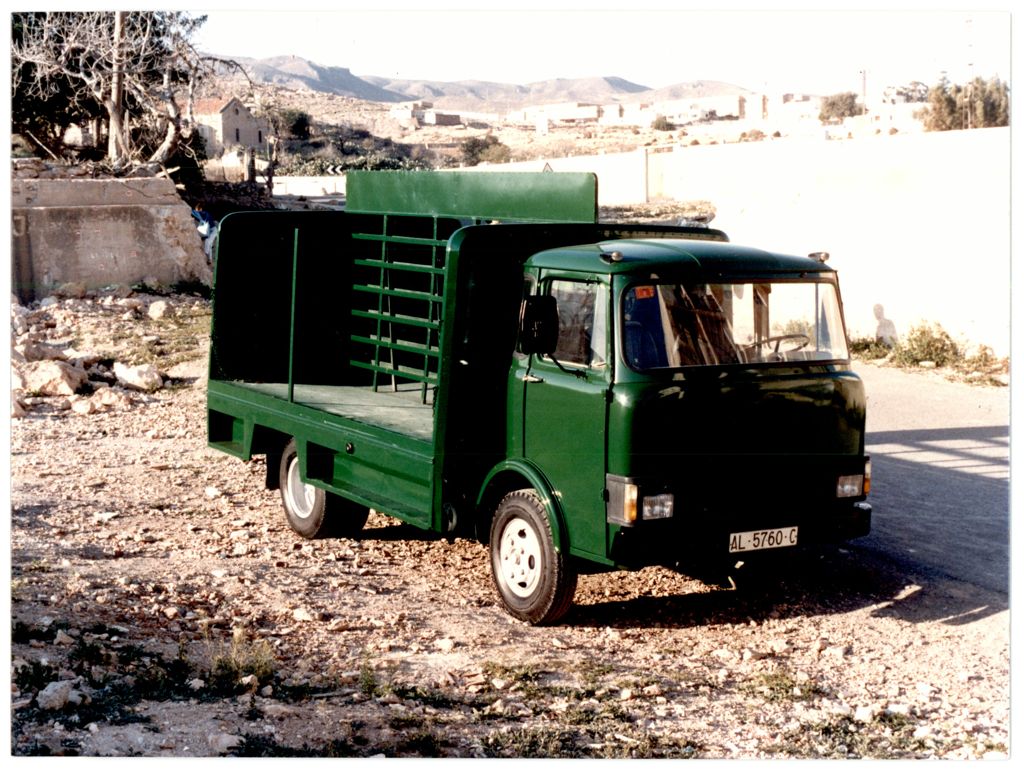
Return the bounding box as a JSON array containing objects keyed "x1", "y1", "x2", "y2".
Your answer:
[{"x1": 192, "y1": 2, "x2": 1011, "y2": 96}]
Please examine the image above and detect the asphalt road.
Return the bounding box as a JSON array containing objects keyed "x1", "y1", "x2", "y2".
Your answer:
[{"x1": 856, "y1": 362, "x2": 1010, "y2": 594}]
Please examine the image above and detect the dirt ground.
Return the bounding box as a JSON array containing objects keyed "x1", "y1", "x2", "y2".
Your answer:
[{"x1": 7, "y1": 293, "x2": 1009, "y2": 758}]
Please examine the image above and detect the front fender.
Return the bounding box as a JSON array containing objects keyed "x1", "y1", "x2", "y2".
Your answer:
[{"x1": 476, "y1": 459, "x2": 568, "y2": 553}]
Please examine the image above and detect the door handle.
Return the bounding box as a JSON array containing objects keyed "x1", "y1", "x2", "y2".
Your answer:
[{"x1": 523, "y1": 374, "x2": 544, "y2": 383}]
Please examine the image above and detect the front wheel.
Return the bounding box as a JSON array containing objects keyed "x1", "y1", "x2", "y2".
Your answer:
[
  {"x1": 279, "y1": 439, "x2": 369, "y2": 539},
  {"x1": 489, "y1": 489, "x2": 577, "y2": 625}
]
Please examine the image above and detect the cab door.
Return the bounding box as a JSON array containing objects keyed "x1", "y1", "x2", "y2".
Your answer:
[{"x1": 523, "y1": 277, "x2": 610, "y2": 559}]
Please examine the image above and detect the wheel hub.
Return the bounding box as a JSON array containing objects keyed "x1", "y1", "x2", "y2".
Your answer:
[
  {"x1": 498, "y1": 516, "x2": 542, "y2": 598},
  {"x1": 285, "y1": 457, "x2": 317, "y2": 520}
]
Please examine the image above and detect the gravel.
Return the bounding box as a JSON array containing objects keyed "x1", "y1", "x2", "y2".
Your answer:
[{"x1": 9, "y1": 293, "x2": 1009, "y2": 758}]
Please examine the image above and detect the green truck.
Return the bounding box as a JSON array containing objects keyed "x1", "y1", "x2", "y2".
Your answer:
[{"x1": 207, "y1": 171, "x2": 870, "y2": 625}]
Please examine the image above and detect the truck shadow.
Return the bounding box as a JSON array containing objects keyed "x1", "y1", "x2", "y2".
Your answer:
[
  {"x1": 570, "y1": 423, "x2": 1009, "y2": 630},
  {"x1": 360, "y1": 520, "x2": 445, "y2": 543},
  {"x1": 568, "y1": 541, "x2": 1008, "y2": 630},
  {"x1": 862, "y1": 424, "x2": 1009, "y2": 595}
]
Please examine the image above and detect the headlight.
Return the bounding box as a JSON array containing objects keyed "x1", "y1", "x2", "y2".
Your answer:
[
  {"x1": 836, "y1": 474, "x2": 864, "y2": 498},
  {"x1": 642, "y1": 493, "x2": 674, "y2": 520}
]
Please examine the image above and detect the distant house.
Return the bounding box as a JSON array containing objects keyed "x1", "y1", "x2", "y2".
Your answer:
[
  {"x1": 511, "y1": 103, "x2": 601, "y2": 126},
  {"x1": 390, "y1": 101, "x2": 463, "y2": 128},
  {"x1": 193, "y1": 97, "x2": 269, "y2": 157}
]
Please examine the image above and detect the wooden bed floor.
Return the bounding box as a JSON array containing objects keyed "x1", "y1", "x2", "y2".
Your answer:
[{"x1": 235, "y1": 382, "x2": 435, "y2": 441}]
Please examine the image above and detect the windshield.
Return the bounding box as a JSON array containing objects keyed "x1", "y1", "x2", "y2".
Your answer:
[{"x1": 622, "y1": 281, "x2": 849, "y2": 369}]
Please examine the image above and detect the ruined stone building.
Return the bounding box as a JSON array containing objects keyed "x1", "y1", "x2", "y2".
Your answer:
[{"x1": 193, "y1": 97, "x2": 270, "y2": 157}]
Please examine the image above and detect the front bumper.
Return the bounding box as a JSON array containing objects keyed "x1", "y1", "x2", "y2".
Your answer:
[{"x1": 608, "y1": 500, "x2": 871, "y2": 569}]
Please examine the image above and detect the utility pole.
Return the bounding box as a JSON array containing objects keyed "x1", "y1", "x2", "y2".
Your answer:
[
  {"x1": 859, "y1": 69, "x2": 868, "y2": 116},
  {"x1": 965, "y1": 17, "x2": 974, "y2": 129}
]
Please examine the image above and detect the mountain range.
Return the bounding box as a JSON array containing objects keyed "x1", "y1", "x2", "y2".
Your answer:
[{"x1": 221, "y1": 54, "x2": 756, "y2": 110}]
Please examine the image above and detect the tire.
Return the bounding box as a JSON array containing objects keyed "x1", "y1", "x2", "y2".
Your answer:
[
  {"x1": 489, "y1": 489, "x2": 577, "y2": 625},
  {"x1": 279, "y1": 439, "x2": 369, "y2": 539}
]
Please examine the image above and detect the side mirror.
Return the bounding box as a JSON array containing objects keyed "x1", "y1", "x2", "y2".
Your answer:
[{"x1": 518, "y1": 295, "x2": 559, "y2": 355}]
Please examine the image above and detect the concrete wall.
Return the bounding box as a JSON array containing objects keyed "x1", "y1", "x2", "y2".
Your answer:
[
  {"x1": 486, "y1": 128, "x2": 1011, "y2": 355},
  {"x1": 273, "y1": 175, "x2": 346, "y2": 196},
  {"x1": 11, "y1": 177, "x2": 212, "y2": 302},
  {"x1": 655, "y1": 129, "x2": 1011, "y2": 354}
]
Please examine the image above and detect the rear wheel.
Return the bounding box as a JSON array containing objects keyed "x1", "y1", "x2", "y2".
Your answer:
[
  {"x1": 279, "y1": 439, "x2": 369, "y2": 539},
  {"x1": 489, "y1": 489, "x2": 577, "y2": 625}
]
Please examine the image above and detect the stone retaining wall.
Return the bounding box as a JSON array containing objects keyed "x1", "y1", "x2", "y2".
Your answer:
[{"x1": 11, "y1": 174, "x2": 211, "y2": 303}]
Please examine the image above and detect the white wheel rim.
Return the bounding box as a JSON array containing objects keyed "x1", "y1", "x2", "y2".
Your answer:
[
  {"x1": 498, "y1": 516, "x2": 543, "y2": 598},
  {"x1": 285, "y1": 457, "x2": 318, "y2": 520}
]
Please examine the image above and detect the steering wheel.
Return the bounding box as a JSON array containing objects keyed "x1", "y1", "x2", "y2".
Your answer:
[{"x1": 745, "y1": 334, "x2": 810, "y2": 356}]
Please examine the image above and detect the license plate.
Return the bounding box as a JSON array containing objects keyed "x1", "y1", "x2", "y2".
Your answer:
[{"x1": 728, "y1": 526, "x2": 798, "y2": 553}]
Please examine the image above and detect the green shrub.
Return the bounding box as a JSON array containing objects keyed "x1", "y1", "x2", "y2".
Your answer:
[
  {"x1": 209, "y1": 627, "x2": 276, "y2": 693},
  {"x1": 460, "y1": 135, "x2": 511, "y2": 166},
  {"x1": 849, "y1": 336, "x2": 892, "y2": 360},
  {"x1": 651, "y1": 115, "x2": 675, "y2": 131},
  {"x1": 891, "y1": 323, "x2": 960, "y2": 367}
]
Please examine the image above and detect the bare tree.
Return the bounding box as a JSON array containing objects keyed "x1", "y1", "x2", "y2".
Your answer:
[{"x1": 12, "y1": 11, "x2": 213, "y2": 168}]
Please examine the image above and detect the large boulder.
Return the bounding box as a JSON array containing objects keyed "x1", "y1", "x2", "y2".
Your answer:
[
  {"x1": 21, "y1": 360, "x2": 89, "y2": 396},
  {"x1": 113, "y1": 362, "x2": 163, "y2": 392}
]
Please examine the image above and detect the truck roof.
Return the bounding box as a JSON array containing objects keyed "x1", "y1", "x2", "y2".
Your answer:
[{"x1": 527, "y1": 237, "x2": 837, "y2": 277}]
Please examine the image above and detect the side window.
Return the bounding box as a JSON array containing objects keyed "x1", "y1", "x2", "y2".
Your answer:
[{"x1": 549, "y1": 280, "x2": 606, "y2": 368}]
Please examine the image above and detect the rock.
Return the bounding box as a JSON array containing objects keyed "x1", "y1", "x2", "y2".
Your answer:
[
  {"x1": 821, "y1": 644, "x2": 850, "y2": 660},
  {"x1": 147, "y1": 300, "x2": 172, "y2": 320},
  {"x1": 37, "y1": 680, "x2": 75, "y2": 710},
  {"x1": 21, "y1": 360, "x2": 89, "y2": 396},
  {"x1": 434, "y1": 638, "x2": 456, "y2": 653},
  {"x1": 208, "y1": 732, "x2": 243, "y2": 754},
  {"x1": 205, "y1": 486, "x2": 223, "y2": 498},
  {"x1": 71, "y1": 398, "x2": 97, "y2": 415},
  {"x1": 93, "y1": 388, "x2": 133, "y2": 410},
  {"x1": 486, "y1": 698, "x2": 508, "y2": 715},
  {"x1": 619, "y1": 688, "x2": 634, "y2": 701},
  {"x1": 113, "y1": 362, "x2": 163, "y2": 391},
  {"x1": 38, "y1": 296, "x2": 59, "y2": 308},
  {"x1": 292, "y1": 608, "x2": 314, "y2": 622},
  {"x1": 12, "y1": 394, "x2": 27, "y2": 418},
  {"x1": 187, "y1": 678, "x2": 206, "y2": 692},
  {"x1": 16, "y1": 341, "x2": 68, "y2": 362},
  {"x1": 53, "y1": 630, "x2": 75, "y2": 645},
  {"x1": 854, "y1": 705, "x2": 876, "y2": 723},
  {"x1": 769, "y1": 639, "x2": 792, "y2": 655},
  {"x1": 642, "y1": 684, "x2": 663, "y2": 697},
  {"x1": 263, "y1": 702, "x2": 294, "y2": 718},
  {"x1": 919, "y1": 360, "x2": 937, "y2": 369},
  {"x1": 56, "y1": 282, "x2": 88, "y2": 299}
]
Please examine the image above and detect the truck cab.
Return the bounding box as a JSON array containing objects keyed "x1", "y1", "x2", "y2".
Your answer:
[{"x1": 511, "y1": 239, "x2": 870, "y2": 578}]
